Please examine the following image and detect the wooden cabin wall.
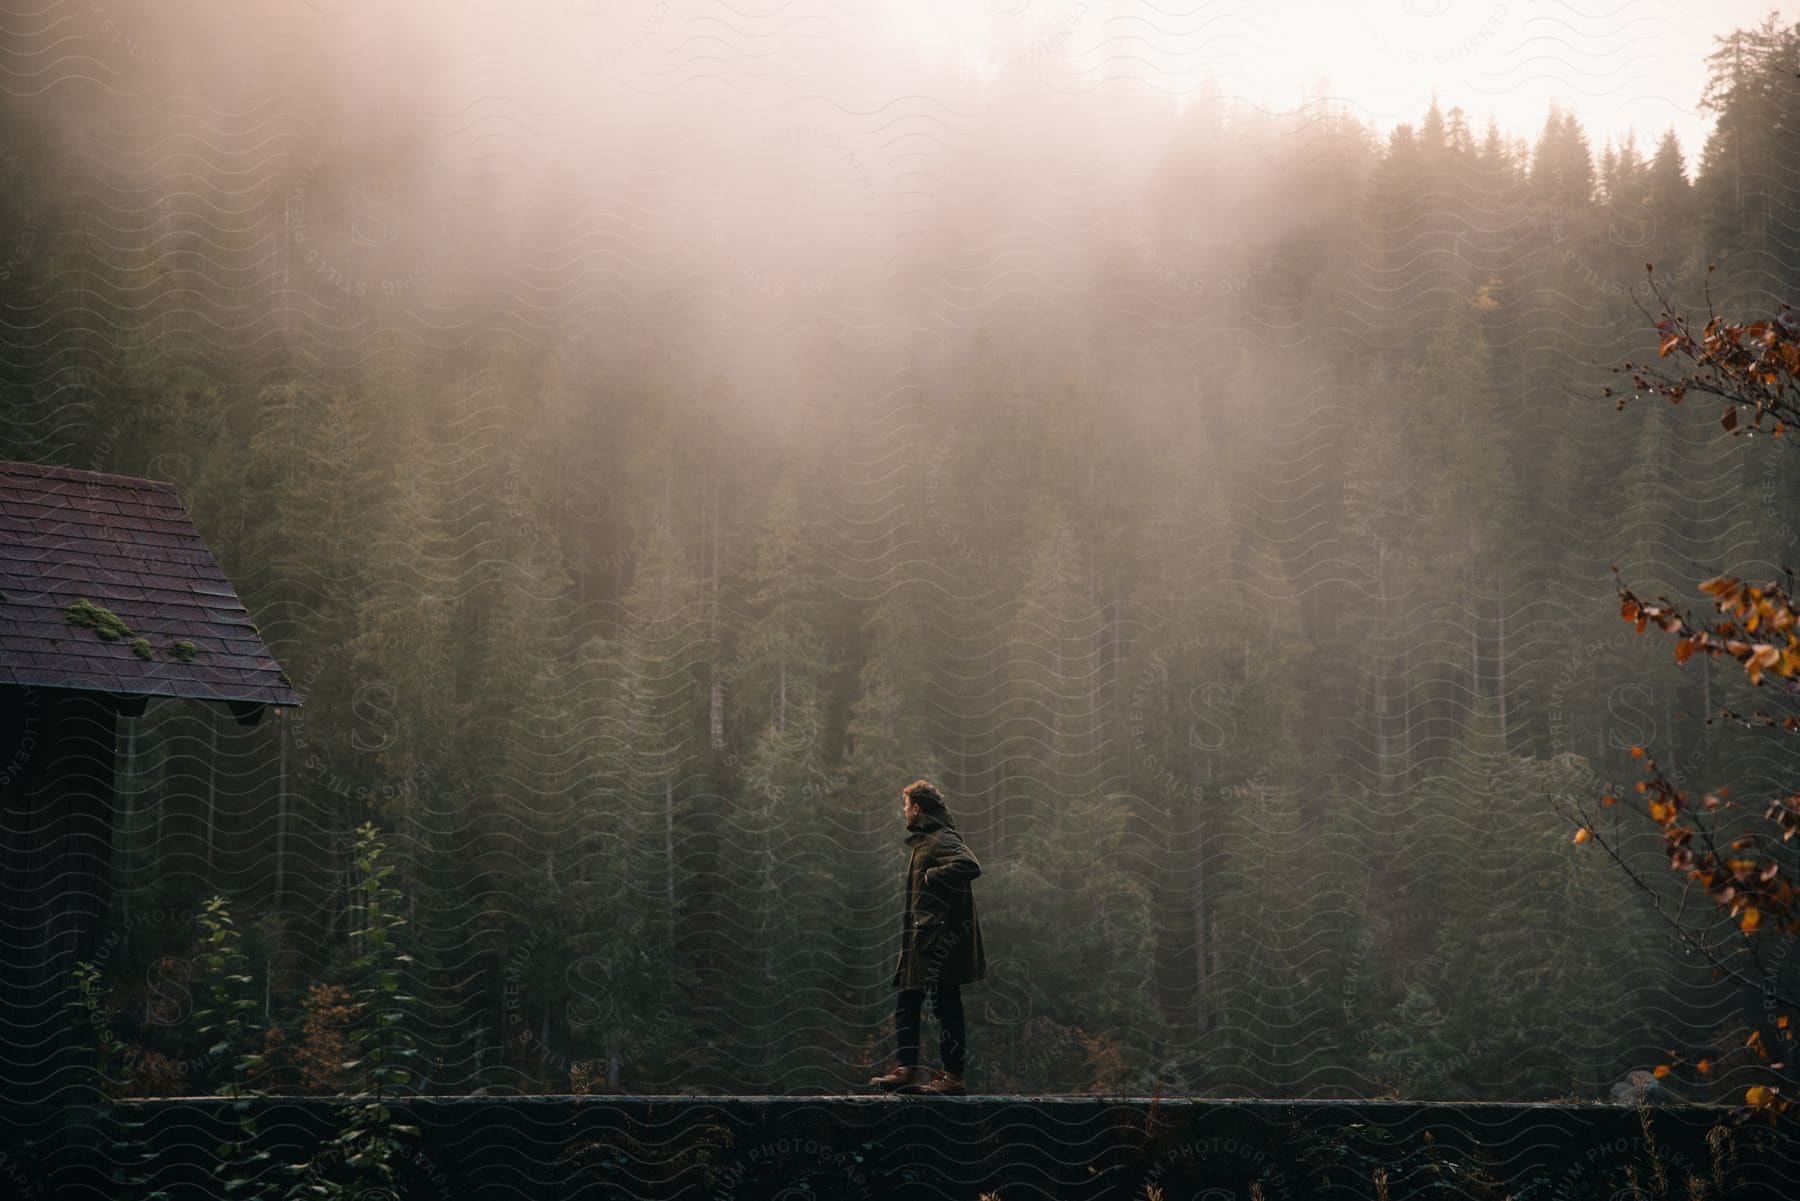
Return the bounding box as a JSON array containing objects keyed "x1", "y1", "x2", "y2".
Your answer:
[{"x1": 1, "y1": 687, "x2": 119, "y2": 1105}]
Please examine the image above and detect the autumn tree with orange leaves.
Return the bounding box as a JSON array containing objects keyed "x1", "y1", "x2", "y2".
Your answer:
[{"x1": 1562, "y1": 265, "x2": 1800, "y2": 1123}]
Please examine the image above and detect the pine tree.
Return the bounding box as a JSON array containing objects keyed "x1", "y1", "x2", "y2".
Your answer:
[
  {"x1": 581, "y1": 513, "x2": 707, "y2": 1089},
  {"x1": 1697, "y1": 17, "x2": 1789, "y2": 266},
  {"x1": 340, "y1": 338, "x2": 455, "y2": 824},
  {"x1": 1188, "y1": 529, "x2": 1312, "y2": 1094},
  {"x1": 1529, "y1": 102, "x2": 1596, "y2": 213},
  {"x1": 1396, "y1": 700, "x2": 1662, "y2": 1099},
  {"x1": 719, "y1": 470, "x2": 848, "y2": 1088}
]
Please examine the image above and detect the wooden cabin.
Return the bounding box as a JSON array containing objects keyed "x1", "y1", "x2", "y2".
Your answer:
[{"x1": 0, "y1": 459, "x2": 302, "y2": 1104}]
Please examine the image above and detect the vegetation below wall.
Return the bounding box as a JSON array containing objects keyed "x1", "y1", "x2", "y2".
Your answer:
[{"x1": 3, "y1": 1094, "x2": 1794, "y2": 1201}]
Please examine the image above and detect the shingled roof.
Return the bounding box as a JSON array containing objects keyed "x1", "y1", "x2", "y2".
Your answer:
[{"x1": 0, "y1": 458, "x2": 302, "y2": 713}]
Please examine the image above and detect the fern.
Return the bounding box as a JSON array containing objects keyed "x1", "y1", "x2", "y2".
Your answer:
[
  {"x1": 191, "y1": 896, "x2": 285, "y2": 1200},
  {"x1": 287, "y1": 823, "x2": 423, "y2": 1198},
  {"x1": 68, "y1": 961, "x2": 170, "y2": 1197}
]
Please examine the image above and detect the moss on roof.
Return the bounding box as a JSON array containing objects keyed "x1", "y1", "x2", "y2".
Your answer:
[{"x1": 64, "y1": 597, "x2": 132, "y2": 641}]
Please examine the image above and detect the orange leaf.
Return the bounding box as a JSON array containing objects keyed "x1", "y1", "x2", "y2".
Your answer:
[
  {"x1": 1573, "y1": 827, "x2": 1592, "y2": 844},
  {"x1": 1653, "y1": 1064, "x2": 1672, "y2": 1078},
  {"x1": 1747, "y1": 1085, "x2": 1772, "y2": 1106}
]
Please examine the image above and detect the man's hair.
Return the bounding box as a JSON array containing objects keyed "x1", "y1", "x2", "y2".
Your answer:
[{"x1": 903, "y1": 779, "x2": 946, "y2": 813}]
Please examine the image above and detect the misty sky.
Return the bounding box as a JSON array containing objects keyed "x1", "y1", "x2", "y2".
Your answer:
[
  {"x1": 885, "y1": 0, "x2": 1790, "y2": 165},
  {"x1": 31, "y1": 0, "x2": 1775, "y2": 426},
  {"x1": 73, "y1": 1, "x2": 1790, "y2": 179}
]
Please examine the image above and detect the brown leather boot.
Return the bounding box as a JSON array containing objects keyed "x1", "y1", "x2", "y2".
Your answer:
[
  {"x1": 917, "y1": 1070, "x2": 967, "y2": 1096},
  {"x1": 868, "y1": 1063, "x2": 932, "y2": 1093}
]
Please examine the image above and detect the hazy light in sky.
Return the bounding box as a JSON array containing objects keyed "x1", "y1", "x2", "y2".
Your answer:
[{"x1": 886, "y1": 0, "x2": 1791, "y2": 168}]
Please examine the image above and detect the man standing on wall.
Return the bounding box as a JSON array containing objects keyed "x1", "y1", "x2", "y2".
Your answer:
[{"x1": 867, "y1": 779, "x2": 987, "y2": 1096}]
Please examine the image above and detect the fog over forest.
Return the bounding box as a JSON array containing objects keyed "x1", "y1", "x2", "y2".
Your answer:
[{"x1": 3, "y1": 0, "x2": 1800, "y2": 1105}]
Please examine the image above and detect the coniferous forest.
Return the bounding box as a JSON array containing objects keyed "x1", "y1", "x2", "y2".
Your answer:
[{"x1": 4, "y1": 3, "x2": 1800, "y2": 1107}]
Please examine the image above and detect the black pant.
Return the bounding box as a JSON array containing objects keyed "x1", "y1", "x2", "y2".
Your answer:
[{"x1": 895, "y1": 985, "x2": 966, "y2": 1074}]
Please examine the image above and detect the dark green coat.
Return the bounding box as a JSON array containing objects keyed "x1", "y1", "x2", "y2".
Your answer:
[{"x1": 890, "y1": 812, "x2": 987, "y2": 990}]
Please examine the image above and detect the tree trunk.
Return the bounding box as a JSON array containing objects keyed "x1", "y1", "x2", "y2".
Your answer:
[
  {"x1": 709, "y1": 478, "x2": 724, "y2": 749},
  {"x1": 121, "y1": 714, "x2": 136, "y2": 891},
  {"x1": 154, "y1": 729, "x2": 166, "y2": 853},
  {"x1": 1702, "y1": 651, "x2": 1710, "y2": 725},
  {"x1": 1469, "y1": 578, "x2": 1481, "y2": 712},
  {"x1": 992, "y1": 645, "x2": 1004, "y2": 857},
  {"x1": 1110, "y1": 571, "x2": 1123, "y2": 757},
  {"x1": 340, "y1": 820, "x2": 358, "y2": 954},
  {"x1": 1193, "y1": 759, "x2": 1211, "y2": 1036},
  {"x1": 1496, "y1": 568, "x2": 1507, "y2": 744},
  {"x1": 275, "y1": 711, "x2": 287, "y2": 909},
  {"x1": 665, "y1": 775, "x2": 676, "y2": 942},
  {"x1": 204, "y1": 714, "x2": 217, "y2": 875},
  {"x1": 1397, "y1": 582, "x2": 1412, "y2": 789},
  {"x1": 1378, "y1": 545, "x2": 1397, "y2": 793},
  {"x1": 710, "y1": 675, "x2": 724, "y2": 749},
  {"x1": 1664, "y1": 688, "x2": 1677, "y2": 779},
  {"x1": 1051, "y1": 633, "x2": 1065, "y2": 883}
]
